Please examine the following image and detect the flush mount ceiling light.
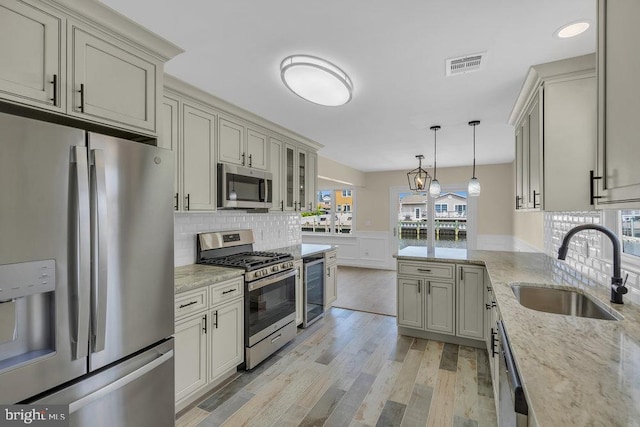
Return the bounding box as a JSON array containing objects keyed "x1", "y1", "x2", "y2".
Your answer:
[
  {"x1": 280, "y1": 55, "x2": 353, "y2": 106},
  {"x1": 554, "y1": 21, "x2": 590, "y2": 38},
  {"x1": 428, "y1": 126, "x2": 442, "y2": 198},
  {"x1": 407, "y1": 154, "x2": 431, "y2": 192},
  {"x1": 468, "y1": 120, "x2": 481, "y2": 197}
]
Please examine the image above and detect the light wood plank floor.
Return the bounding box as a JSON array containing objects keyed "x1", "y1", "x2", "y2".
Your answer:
[
  {"x1": 176, "y1": 308, "x2": 497, "y2": 427},
  {"x1": 332, "y1": 267, "x2": 397, "y2": 317}
]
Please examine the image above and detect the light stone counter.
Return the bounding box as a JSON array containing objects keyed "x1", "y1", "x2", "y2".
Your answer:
[
  {"x1": 269, "y1": 243, "x2": 336, "y2": 260},
  {"x1": 396, "y1": 247, "x2": 640, "y2": 427},
  {"x1": 174, "y1": 264, "x2": 244, "y2": 294}
]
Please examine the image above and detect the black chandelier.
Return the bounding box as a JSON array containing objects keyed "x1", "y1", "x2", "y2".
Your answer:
[{"x1": 406, "y1": 154, "x2": 431, "y2": 192}]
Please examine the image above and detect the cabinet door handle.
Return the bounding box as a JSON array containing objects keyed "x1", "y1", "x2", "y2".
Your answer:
[
  {"x1": 241, "y1": 152, "x2": 246, "y2": 166},
  {"x1": 78, "y1": 83, "x2": 85, "y2": 113},
  {"x1": 491, "y1": 328, "x2": 498, "y2": 357},
  {"x1": 213, "y1": 310, "x2": 218, "y2": 329},
  {"x1": 532, "y1": 190, "x2": 540, "y2": 208},
  {"x1": 417, "y1": 280, "x2": 421, "y2": 293},
  {"x1": 589, "y1": 170, "x2": 603, "y2": 205},
  {"x1": 428, "y1": 281, "x2": 431, "y2": 295},
  {"x1": 174, "y1": 193, "x2": 179, "y2": 211},
  {"x1": 485, "y1": 302, "x2": 496, "y2": 310},
  {"x1": 50, "y1": 74, "x2": 58, "y2": 106},
  {"x1": 185, "y1": 193, "x2": 190, "y2": 211},
  {"x1": 280, "y1": 200, "x2": 284, "y2": 211},
  {"x1": 460, "y1": 267, "x2": 464, "y2": 281},
  {"x1": 327, "y1": 267, "x2": 330, "y2": 277},
  {"x1": 515, "y1": 195, "x2": 521, "y2": 210},
  {"x1": 202, "y1": 314, "x2": 207, "y2": 334},
  {"x1": 417, "y1": 268, "x2": 431, "y2": 273},
  {"x1": 248, "y1": 154, "x2": 252, "y2": 167},
  {"x1": 309, "y1": 202, "x2": 312, "y2": 211}
]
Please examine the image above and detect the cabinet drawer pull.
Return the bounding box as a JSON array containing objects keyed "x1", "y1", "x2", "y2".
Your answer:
[
  {"x1": 178, "y1": 300, "x2": 198, "y2": 309},
  {"x1": 50, "y1": 74, "x2": 58, "y2": 106},
  {"x1": 485, "y1": 302, "x2": 496, "y2": 310},
  {"x1": 491, "y1": 328, "x2": 498, "y2": 357},
  {"x1": 78, "y1": 83, "x2": 85, "y2": 113},
  {"x1": 589, "y1": 170, "x2": 603, "y2": 205},
  {"x1": 417, "y1": 268, "x2": 431, "y2": 273},
  {"x1": 221, "y1": 288, "x2": 236, "y2": 295}
]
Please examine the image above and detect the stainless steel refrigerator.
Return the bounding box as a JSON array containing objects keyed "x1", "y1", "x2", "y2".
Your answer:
[{"x1": 0, "y1": 112, "x2": 175, "y2": 426}]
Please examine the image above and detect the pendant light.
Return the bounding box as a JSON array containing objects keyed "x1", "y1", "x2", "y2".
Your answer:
[
  {"x1": 428, "y1": 125, "x2": 441, "y2": 198},
  {"x1": 407, "y1": 154, "x2": 431, "y2": 192},
  {"x1": 468, "y1": 120, "x2": 481, "y2": 197}
]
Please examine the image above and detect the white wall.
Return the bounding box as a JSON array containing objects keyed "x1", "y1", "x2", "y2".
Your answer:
[{"x1": 174, "y1": 212, "x2": 301, "y2": 267}]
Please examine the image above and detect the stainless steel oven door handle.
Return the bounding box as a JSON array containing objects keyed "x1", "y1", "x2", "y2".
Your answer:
[{"x1": 248, "y1": 268, "x2": 296, "y2": 292}]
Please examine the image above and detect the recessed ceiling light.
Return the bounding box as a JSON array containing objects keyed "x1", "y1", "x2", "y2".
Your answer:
[
  {"x1": 280, "y1": 55, "x2": 353, "y2": 106},
  {"x1": 555, "y1": 21, "x2": 590, "y2": 38}
]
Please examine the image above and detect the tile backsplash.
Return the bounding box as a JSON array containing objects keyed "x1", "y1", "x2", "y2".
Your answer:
[
  {"x1": 544, "y1": 211, "x2": 640, "y2": 302},
  {"x1": 174, "y1": 212, "x2": 301, "y2": 267}
]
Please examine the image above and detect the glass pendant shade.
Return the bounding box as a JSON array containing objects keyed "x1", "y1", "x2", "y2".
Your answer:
[
  {"x1": 429, "y1": 179, "x2": 441, "y2": 197},
  {"x1": 429, "y1": 125, "x2": 441, "y2": 198},
  {"x1": 468, "y1": 177, "x2": 481, "y2": 197},
  {"x1": 468, "y1": 120, "x2": 481, "y2": 197}
]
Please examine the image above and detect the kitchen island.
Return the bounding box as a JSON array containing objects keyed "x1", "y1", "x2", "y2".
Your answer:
[{"x1": 395, "y1": 247, "x2": 640, "y2": 426}]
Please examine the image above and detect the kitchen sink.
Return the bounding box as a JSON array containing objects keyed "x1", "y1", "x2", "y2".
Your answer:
[{"x1": 511, "y1": 284, "x2": 621, "y2": 321}]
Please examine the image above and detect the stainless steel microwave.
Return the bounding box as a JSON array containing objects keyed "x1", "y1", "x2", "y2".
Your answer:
[{"x1": 217, "y1": 163, "x2": 273, "y2": 209}]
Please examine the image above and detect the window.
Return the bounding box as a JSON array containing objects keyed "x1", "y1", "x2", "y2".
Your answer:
[
  {"x1": 435, "y1": 204, "x2": 447, "y2": 214},
  {"x1": 455, "y1": 205, "x2": 467, "y2": 215},
  {"x1": 621, "y1": 210, "x2": 640, "y2": 258},
  {"x1": 302, "y1": 189, "x2": 354, "y2": 234},
  {"x1": 415, "y1": 208, "x2": 421, "y2": 219}
]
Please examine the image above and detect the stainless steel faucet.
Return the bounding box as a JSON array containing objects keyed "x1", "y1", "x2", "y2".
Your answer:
[{"x1": 557, "y1": 224, "x2": 628, "y2": 304}]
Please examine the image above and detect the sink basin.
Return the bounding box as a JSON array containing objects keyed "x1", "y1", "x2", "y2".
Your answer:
[{"x1": 511, "y1": 284, "x2": 621, "y2": 321}]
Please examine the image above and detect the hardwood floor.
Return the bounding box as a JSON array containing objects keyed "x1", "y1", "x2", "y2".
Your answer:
[
  {"x1": 332, "y1": 267, "x2": 397, "y2": 317},
  {"x1": 176, "y1": 308, "x2": 497, "y2": 427}
]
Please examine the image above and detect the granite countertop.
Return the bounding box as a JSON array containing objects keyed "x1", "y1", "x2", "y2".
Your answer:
[
  {"x1": 174, "y1": 264, "x2": 244, "y2": 294},
  {"x1": 396, "y1": 247, "x2": 640, "y2": 427},
  {"x1": 270, "y1": 243, "x2": 337, "y2": 260}
]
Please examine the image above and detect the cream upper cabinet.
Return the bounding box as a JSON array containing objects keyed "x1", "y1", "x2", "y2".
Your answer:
[
  {"x1": 246, "y1": 128, "x2": 268, "y2": 170},
  {"x1": 270, "y1": 136, "x2": 284, "y2": 211},
  {"x1": 68, "y1": 22, "x2": 157, "y2": 133},
  {"x1": 161, "y1": 96, "x2": 180, "y2": 210},
  {"x1": 218, "y1": 117, "x2": 244, "y2": 166},
  {"x1": 511, "y1": 54, "x2": 596, "y2": 212},
  {"x1": 284, "y1": 142, "x2": 316, "y2": 212},
  {"x1": 218, "y1": 118, "x2": 268, "y2": 170},
  {"x1": 596, "y1": 0, "x2": 640, "y2": 208},
  {"x1": 0, "y1": 0, "x2": 63, "y2": 111},
  {"x1": 182, "y1": 103, "x2": 216, "y2": 211}
]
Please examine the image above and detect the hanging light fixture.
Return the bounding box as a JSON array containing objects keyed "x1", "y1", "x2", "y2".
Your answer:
[
  {"x1": 468, "y1": 120, "x2": 481, "y2": 197},
  {"x1": 428, "y1": 125, "x2": 441, "y2": 198},
  {"x1": 407, "y1": 154, "x2": 431, "y2": 192},
  {"x1": 280, "y1": 55, "x2": 353, "y2": 106}
]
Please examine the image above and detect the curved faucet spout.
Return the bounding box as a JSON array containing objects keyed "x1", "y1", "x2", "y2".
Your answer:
[{"x1": 557, "y1": 224, "x2": 627, "y2": 304}]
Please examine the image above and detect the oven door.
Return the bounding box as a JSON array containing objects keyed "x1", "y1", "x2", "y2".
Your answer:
[
  {"x1": 217, "y1": 163, "x2": 273, "y2": 209},
  {"x1": 246, "y1": 269, "x2": 296, "y2": 346}
]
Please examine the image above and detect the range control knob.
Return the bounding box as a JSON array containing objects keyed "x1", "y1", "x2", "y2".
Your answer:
[
  {"x1": 254, "y1": 270, "x2": 263, "y2": 278},
  {"x1": 272, "y1": 265, "x2": 279, "y2": 272}
]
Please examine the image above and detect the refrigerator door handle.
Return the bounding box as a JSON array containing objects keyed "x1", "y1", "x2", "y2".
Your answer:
[
  {"x1": 90, "y1": 149, "x2": 108, "y2": 353},
  {"x1": 68, "y1": 349, "x2": 174, "y2": 414},
  {"x1": 72, "y1": 146, "x2": 91, "y2": 360}
]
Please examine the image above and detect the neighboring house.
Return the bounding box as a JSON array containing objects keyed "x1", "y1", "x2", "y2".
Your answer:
[
  {"x1": 398, "y1": 192, "x2": 468, "y2": 220},
  {"x1": 399, "y1": 193, "x2": 428, "y2": 220},
  {"x1": 434, "y1": 193, "x2": 467, "y2": 217}
]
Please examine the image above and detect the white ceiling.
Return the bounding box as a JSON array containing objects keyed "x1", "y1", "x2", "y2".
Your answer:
[{"x1": 102, "y1": 0, "x2": 596, "y2": 172}]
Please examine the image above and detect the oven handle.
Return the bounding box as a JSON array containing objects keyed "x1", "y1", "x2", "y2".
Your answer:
[{"x1": 248, "y1": 268, "x2": 297, "y2": 292}]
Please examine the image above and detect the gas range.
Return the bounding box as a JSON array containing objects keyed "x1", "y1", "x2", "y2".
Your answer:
[{"x1": 196, "y1": 230, "x2": 294, "y2": 282}]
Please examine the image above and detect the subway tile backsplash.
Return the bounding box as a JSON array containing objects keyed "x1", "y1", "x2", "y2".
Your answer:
[
  {"x1": 544, "y1": 211, "x2": 640, "y2": 302},
  {"x1": 174, "y1": 212, "x2": 301, "y2": 267}
]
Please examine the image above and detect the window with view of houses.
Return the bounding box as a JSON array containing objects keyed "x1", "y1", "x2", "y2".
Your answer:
[
  {"x1": 622, "y1": 209, "x2": 640, "y2": 258},
  {"x1": 302, "y1": 189, "x2": 354, "y2": 234},
  {"x1": 435, "y1": 204, "x2": 447, "y2": 214}
]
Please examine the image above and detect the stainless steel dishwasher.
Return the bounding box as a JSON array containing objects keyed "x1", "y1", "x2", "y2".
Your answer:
[{"x1": 498, "y1": 321, "x2": 528, "y2": 427}]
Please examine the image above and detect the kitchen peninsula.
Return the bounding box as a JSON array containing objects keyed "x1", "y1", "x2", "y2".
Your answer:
[{"x1": 395, "y1": 247, "x2": 640, "y2": 426}]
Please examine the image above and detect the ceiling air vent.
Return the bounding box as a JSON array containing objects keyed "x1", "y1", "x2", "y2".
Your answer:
[{"x1": 446, "y1": 52, "x2": 485, "y2": 76}]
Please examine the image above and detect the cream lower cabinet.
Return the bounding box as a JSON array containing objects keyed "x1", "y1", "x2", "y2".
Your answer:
[
  {"x1": 397, "y1": 260, "x2": 485, "y2": 345},
  {"x1": 174, "y1": 277, "x2": 244, "y2": 411},
  {"x1": 324, "y1": 249, "x2": 338, "y2": 309},
  {"x1": 174, "y1": 312, "x2": 207, "y2": 403},
  {"x1": 209, "y1": 299, "x2": 243, "y2": 381}
]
